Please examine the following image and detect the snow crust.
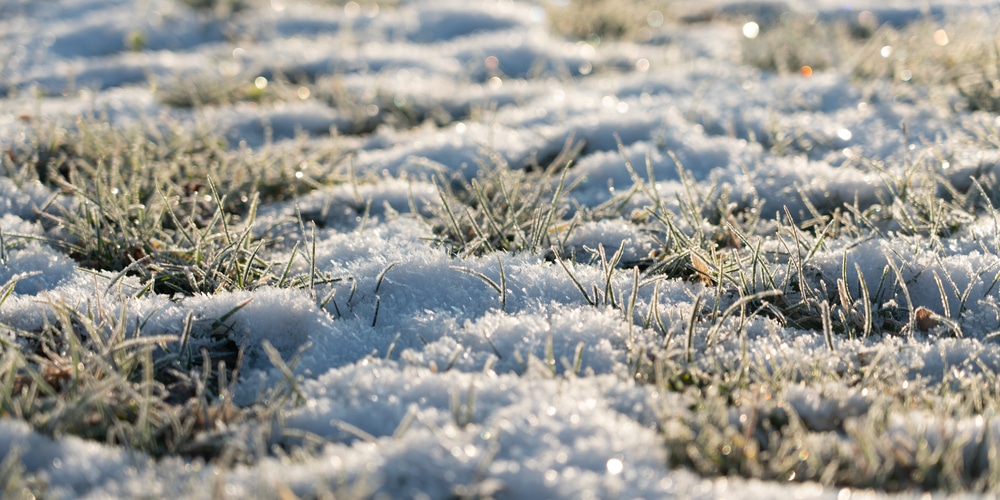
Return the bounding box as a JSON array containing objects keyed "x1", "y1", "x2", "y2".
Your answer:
[{"x1": 4, "y1": 0, "x2": 1000, "y2": 497}]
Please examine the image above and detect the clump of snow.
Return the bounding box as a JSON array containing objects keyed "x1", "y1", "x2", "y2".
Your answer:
[
  {"x1": 0, "y1": 243, "x2": 77, "y2": 295},
  {"x1": 156, "y1": 287, "x2": 329, "y2": 368},
  {"x1": 785, "y1": 383, "x2": 872, "y2": 432},
  {"x1": 0, "y1": 179, "x2": 55, "y2": 219}
]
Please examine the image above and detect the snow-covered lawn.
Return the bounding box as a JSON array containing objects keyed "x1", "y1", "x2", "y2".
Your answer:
[{"x1": 3, "y1": 0, "x2": 1000, "y2": 497}]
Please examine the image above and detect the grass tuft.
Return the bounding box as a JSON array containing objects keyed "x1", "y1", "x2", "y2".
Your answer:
[
  {"x1": 427, "y1": 139, "x2": 582, "y2": 258},
  {"x1": 740, "y1": 11, "x2": 1000, "y2": 112},
  {"x1": 4, "y1": 118, "x2": 341, "y2": 296},
  {"x1": 545, "y1": 0, "x2": 675, "y2": 42}
]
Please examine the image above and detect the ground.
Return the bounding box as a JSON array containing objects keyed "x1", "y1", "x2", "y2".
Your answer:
[{"x1": 3, "y1": 0, "x2": 1000, "y2": 498}]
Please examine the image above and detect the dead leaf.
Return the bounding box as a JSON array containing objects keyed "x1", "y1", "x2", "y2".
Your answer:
[
  {"x1": 914, "y1": 306, "x2": 939, "y2": 332},
  {"x1": 690, "y1": 252, "x2": 715, "y2": 286}
]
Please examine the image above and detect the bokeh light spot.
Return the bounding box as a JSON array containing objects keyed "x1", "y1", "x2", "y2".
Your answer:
[
  {"x1": 606, "y1": 458, "x2": 623, "y2": 475},
  {"x1": 647, "y1": 10, "x2": 664, "y2": 28},
  {"x1": 933, "y1": 29, "x2": 949, "y2": 46}
]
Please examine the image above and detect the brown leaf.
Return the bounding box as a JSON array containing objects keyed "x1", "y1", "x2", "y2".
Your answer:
[
  {"x1": 690, "y1": 252, "x2": 715, "y2": 286},
  {"x1": 190, "y1": 403, "x2": 245, "y2": 430},
  {"x1": 914, "y1": 306, "x2": 940, "y2": 332}
]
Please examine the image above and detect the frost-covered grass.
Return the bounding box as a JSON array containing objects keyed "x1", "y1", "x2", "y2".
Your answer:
[
  {"x1": 0, "y1": 121, "x2": 340, "y2": 463},
  {"x1": 6, "y1": 0, "x2": 1000, "y2": 498},
  {"x1": 740, "y1": 7, "x2": 1000, "y2": 112},
  {"x1": 4, "y1": 120, "x2": 344, "y2": 294}
]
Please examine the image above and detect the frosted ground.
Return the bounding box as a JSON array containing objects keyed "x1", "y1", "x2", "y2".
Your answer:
[{"x1": 3, "y1": 0, "x2": 1000, "y2": 497}]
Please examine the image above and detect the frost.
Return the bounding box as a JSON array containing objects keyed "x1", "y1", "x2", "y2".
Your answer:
[{"x1": 2, "y1": 0, "x2": 999, "y2": 497}]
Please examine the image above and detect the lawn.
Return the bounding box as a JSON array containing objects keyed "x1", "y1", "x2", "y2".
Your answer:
[{"x1": 3, "y1": 0, "x2": 1000, "y2": 497}]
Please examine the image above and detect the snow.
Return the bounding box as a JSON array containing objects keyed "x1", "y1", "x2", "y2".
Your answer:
[{"x1": 4, "y1": 0, "x2": 1000, "y2": 497}]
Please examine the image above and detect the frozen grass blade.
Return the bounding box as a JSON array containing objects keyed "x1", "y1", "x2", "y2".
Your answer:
[
  {"x1": 374, "y1": 261, "x2": 401, "y2": 295},
  {"x1": 262, "y1": 340, "x2": 310, "y2": 408},
  {"x1": 821, "y1": 301, "x2": 834, "y2": 351},
  {"x1": 885, "y1": 255, "x2": 916, "y2": 336},
  {"x1": 685, "y1": 294, "x2": 702, "y2": 364},
  {"x1": 855, "y1": 263, "x2": 873, "y2": 337},
  {"x1": 706, "y1": 290, "x2": 783, "y2": 348},
  {"x1": 554, "y1": 249, "x2": 594, "y2": 306},
  {"x1": 627, "y1": 266, "x2": 639, "y2": 347},
  {"x1": 450, "y1": 265, "x2": 505, "y2": 311}
]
